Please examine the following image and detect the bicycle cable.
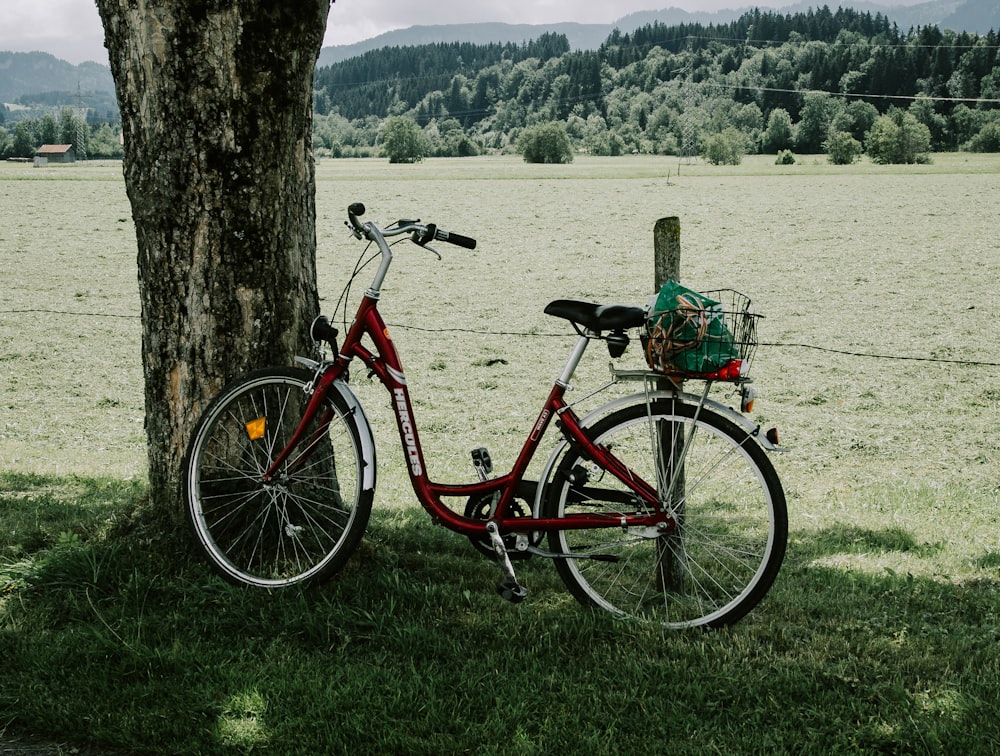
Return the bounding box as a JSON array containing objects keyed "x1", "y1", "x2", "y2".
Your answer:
[
  {"x1": 330, "y1": 226, "x2": 442, "y2": 334},
  {"x1": 331, "y1": 238, "x2": 380, "y2": 333}
]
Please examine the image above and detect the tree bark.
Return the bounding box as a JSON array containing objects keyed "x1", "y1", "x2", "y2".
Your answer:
[{"x1": 96, "y1": 1, "x2": 330, "y2": 519}]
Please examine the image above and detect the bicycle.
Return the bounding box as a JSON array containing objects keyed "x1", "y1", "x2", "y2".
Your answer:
[{"x1": 183, "y1": 203, "x2": 787, "y2": 629}]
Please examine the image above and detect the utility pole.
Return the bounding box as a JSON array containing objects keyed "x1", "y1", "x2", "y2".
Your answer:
[{"x1": 75, "y1": 84, "x2": 88, "y2": 161}]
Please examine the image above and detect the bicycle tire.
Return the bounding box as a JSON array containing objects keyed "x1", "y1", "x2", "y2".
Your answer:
[
  {"x1": 184, "y1": 367, "x2": 373, "y2": 588},
  {"x1": 544, "y1": 399, "x2": 786, "y2": 628}
]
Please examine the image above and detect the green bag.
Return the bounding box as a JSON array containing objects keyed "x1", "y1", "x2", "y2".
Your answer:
[{"x1": 646, "y1": 280, "x2": 739, "y2": 376}]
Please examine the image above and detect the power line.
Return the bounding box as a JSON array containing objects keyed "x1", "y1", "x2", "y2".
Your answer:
[
  {"x1": 4, "y1": 308, "x2": 998, "y2": 368},
  {"x1": 710, "y1": 79, "x2": 1000, "y2": 105},
  {"x1": 758, "y1": 342, "x2": 1000, "y2": 368},
  {"x1": 2, "y1": 308, "x2": 139, "y2": 319},
  {"x1": 615, "y1": 33, "x2": 1000, "y2": 55},
  {"x1": 317, "y1": 29, "x2": 1000, "y2": 110},
  {"x1": 317, "y1": 72, "x2": 1000, "y2": 129}
]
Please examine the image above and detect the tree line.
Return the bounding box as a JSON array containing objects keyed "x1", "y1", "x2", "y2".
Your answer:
[
  {"x1": 4, "y1": 5, "x2": 999, "y2": 164},
  {"x1": 311, "y1": 5, "x2": 1000, "y2": 162},
  {"x1": 0, "y1": 107, "x2": 123, "y2": 159}
]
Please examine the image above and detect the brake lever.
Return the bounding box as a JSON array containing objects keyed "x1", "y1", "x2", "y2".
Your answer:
[
  {"x1": 344, "y1": 220, "x2": 364, "y2": 240},
  {"x1": 412, "y1": 222, "x2": 435, "y2": 245},
  {"x1": 419, "y1": 242, "x2": 442, "y2": 260},
  {"x1": 411, "y1": 223, "x2": 442, "y2": 259}
]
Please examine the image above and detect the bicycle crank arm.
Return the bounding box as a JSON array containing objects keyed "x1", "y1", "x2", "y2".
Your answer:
[{"x1": 486, "y1": 521, "x2": 527, "y2": 604}]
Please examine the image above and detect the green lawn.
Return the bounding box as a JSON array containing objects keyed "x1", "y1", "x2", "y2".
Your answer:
[{"x1": 1, "y1": 154, "x2": 999, "y2": 753}]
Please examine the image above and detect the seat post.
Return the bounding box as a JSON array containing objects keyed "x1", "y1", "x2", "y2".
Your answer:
[{"x1": 556, "y1": 333, "x2": 592, "y2": 387}]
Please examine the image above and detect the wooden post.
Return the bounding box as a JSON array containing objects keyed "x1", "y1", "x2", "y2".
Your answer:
[
  {"x1": 653, "y1": 216, "x2": 681, "y2": 288},
  {"x1": 652, "y1": 216, "x2": 685, "y2": 593}
]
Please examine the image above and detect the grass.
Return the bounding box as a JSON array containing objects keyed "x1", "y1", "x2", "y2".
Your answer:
[
  {"x1": 2, "y1": 472, "x2": 999, "y2": 753},
  {"x1": 2, "y1": 153, "x2": 1000, "y2": 752}
]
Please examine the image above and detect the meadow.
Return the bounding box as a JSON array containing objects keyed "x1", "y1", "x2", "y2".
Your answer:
[{"x1": 1, "y1": 153, "x2": 999, "y2": 753}]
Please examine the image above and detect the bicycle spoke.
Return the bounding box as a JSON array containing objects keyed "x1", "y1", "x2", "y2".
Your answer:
[
  {"x1": 185, "y1": 369, "x2": 373, "y2": 588},
  {"x1": 546, "y1": 400, "x2": 785, "y2": 628}
]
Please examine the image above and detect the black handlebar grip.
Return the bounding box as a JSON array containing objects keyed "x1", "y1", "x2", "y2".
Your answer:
[
  {"x1": 347, "y1": 203, "x2": 366, "y2": 235},
  {"x1": 435, "y1": 229, "x2": 477, "y2": 249}
]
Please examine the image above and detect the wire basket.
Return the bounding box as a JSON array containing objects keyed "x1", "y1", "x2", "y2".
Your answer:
[{"x1": 642, "y1": 289, "x2": 760, "y2": 382}]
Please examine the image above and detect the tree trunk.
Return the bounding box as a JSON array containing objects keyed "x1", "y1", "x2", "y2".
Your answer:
[{"x1": 96, "y1": 1, "x2": 331, "y2": 520}]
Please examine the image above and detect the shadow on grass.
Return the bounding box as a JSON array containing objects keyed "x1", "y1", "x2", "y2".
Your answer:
[
  {"x1": 797, "y1": 523, "x2": 945, "y2": 559},
  {"x1": 3, "y1": 472, "x2": 1000, "y2": 753},
  {"x1": 0, "y1": 471, "x2": 146, "y2": 559},
  {"x1": 779, "y1": 519, "x2": 999, "y2": 629}
]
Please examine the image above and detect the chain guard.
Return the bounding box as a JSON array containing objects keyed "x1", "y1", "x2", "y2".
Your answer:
[{"x1": 464, "y1": 493, "x2": 537, "y2": 560}]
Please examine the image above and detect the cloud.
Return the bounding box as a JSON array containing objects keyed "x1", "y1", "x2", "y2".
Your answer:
[
  {"x1": 0, "y1": 1, "x2": 106, "y2": 63},
  {"x1": 4, "y1": 1, "x2": 104, "y2": 41},
  {"x1": 4, "y1": 0, "x2": 824, "y2": 62}
]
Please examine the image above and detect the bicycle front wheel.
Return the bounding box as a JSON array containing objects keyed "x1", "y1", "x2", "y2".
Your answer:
[
  {"x1": 184, "y1": 367, "x2": 373, "y2": 588},
  {"x1": 544, "y1": 399, "x2": 786, "y2": 629}
]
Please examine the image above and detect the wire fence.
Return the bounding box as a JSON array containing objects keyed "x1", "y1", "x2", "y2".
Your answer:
[{"x1": 4, "y1": 307, "x2": 999, "y2": 369}]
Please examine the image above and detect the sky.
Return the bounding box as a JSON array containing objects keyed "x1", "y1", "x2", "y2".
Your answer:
[
  {"x1": 8, "y1": 1, "x2": 722, "y2": 64},
  {"x1": 1, "y1": 0, "x2": 923, "y2": 66}
]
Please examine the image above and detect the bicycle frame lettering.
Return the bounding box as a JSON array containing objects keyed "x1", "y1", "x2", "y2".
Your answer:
[{"x1": 393, "y1": 388, "x2": 421, "y2": 476}]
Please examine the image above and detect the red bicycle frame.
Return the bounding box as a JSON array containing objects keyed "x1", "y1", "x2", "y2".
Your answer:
[
  {"x1": 266, "y1": 292, "x2": 666, "y2": 540},
  {"x1": 263, "y1": 207, "x2": 669, "y2": 542}
]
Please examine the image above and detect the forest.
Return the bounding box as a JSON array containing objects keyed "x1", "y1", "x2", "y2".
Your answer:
[
  {"x1": 2, "y1": 5, "x2": 998, "y2": 162},
  {"x1": 311, "y1": 6, "x2": 1000, "y2": 161}
]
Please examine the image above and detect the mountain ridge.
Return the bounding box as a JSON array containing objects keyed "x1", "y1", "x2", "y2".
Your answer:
[
  {"x1": 316, "y1": 1, "x2": 998, "y2": 66},
  {"x1": 2, "y1": 1, "x2": 996, "y2": 113},
  {"x1": 0, "y1": 50, "x2": 115, "y2": 111}
]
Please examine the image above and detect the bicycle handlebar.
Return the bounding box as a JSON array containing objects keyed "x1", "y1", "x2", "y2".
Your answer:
[{"x1": 347, "y1": 202, "x2": 477, "y2": 250}]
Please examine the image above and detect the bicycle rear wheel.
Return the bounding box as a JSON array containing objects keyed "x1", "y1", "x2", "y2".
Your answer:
[
  {"x1": 544, "y1": 399, "x2": 786, "y2": 628},
  {"x1": 184, "y1": 367, "x2": 373, "y2": 588}
]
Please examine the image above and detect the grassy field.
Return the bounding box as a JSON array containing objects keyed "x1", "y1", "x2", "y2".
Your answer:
[{"x1": 2, "y1": 153, "x2": 999, "y2": 753}]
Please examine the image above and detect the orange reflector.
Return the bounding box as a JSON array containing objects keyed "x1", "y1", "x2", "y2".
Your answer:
[{"x1": 245, "y1": 417, "x2": 267, "y2": 441}]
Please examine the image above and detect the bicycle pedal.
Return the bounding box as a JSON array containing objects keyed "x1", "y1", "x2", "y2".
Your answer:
[
  {"x1": 496, "y1": 579, "x2": 528, "y2": 604},
  {"x1": 470, "y1": 447, "x2": 493, "y2": 481}
]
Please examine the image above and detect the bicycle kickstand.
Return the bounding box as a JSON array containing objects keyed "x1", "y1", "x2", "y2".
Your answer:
[{"x1": 485, "y1": 521, "x2": 528, "y2": 604}]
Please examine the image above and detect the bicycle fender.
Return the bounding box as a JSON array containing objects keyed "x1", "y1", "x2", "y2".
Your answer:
[
  {"x1": 328, "y1": 378, "x2": 378, "y2": 493},
  {"x1": 683, "y1": 391, "x2": 781, "y2": 452},
  {"x1": 593, "y1": 390, "x2": 782, "y2": 452}
]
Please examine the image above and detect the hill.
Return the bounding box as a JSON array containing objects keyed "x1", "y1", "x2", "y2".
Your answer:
[
  {"x1": 0, "y1": 51, "x2": 116, "y2": 118},
  {"x1": 317, "y1": 22, "x2": 610, "y2": 67},
  {"x1": 314, "y1": 9, "x2": 763, "y2": 67},
  {"x1": 307, "y1": 4, "x2": 1000, "y2": 162},
  {"x1": 316, "y1": 0, "x2": 999, "y2": 67},
  {"x1": 0, "y1": 1, "x2": 996, "y2": 116}
]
